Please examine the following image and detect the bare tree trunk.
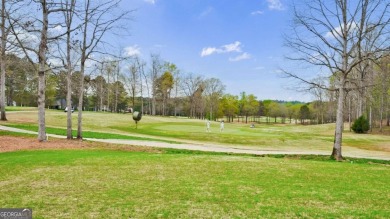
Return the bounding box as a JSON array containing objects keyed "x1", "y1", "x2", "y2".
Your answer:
[
  {"x1": 174, "y1": 84, "x2": 178, "y2": 117},
  {"x1": 77, "y1": 60, "x2": 85, "y2": 139},
  {"x1": 107, "y1": 66, "x2": 110, "y2": 112},
  {"x1": 139, "y1": 63, "x2": 144, "y2": 114},
  {"x1": 115, "y1": 62, "x2": 119, "y2": 113},
  {"x1": 77, "y1": 0, "x2": 90, "y2": 140},
  {"x1": 358, "y1": 79, "x2": 364, "y2": 117},
  {"x1": 65, "y1": 0, "x2": 75, "y2": 139},
  {"x1": 66, "y1": 64, "x2": 72, "y2": 139},
  {"x1": 380, "y1": 91, "x2": 384, "y2": 132},
  {"x1": 210, "y1": 106, "x2": 213, "y2": 120},
  {"x1": 369, "y1": 105, "x2": 372, "y2": 133},
  {"x1": 386, "y1": 100, "x2": 389, "y2": 127},
  {"x1": 348, "y1": 96, "x2": 351, "y2": 132},
  {"x1": 100, "y1": 62, "x2": 103, "y2": 111},
  {"x1": 152, "y1": 93, "x2": 156, "y2": 115},
  {"x1": 77, "y1": 42, "x2": 86, "y2": 139},
  {"x1": 37, "y1": 1, "x2": 49, "y2": 142},
  {"x1": 332, "y1": 86, "x2": 344, "y2": 161},
  {"x1": 0, "y1": 0, "x2": 6, "y2": 121},
  {"x1": 65, "y1": 33, "x2": 72, "y2": 139},
  {"x1": 0, "y1": 60, "x2": 5, "y2": 121}
]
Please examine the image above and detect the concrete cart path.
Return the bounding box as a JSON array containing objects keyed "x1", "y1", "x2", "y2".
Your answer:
[{"x1": 1, "y1": 125, "x2": 389, "y2": 160}]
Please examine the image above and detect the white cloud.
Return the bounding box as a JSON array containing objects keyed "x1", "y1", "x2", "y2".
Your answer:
[
  {"x1": 200, "y1": 41, "x2": 242, "y2": 57},
  {"x1": 222, "y1": 41, "x2": 242, "y2": 53},
  {"x1": 251, "y1": 10, "x2": 264, "y2": 15},
  {"x1": 229, "y1": 52, "x2": 251, "y2": 62},
  {"x1": 124, "y1": 45, "x2": 141, "y2": 57},
  {"x1": 201, "y1": 47, "x2": 218, "y2": 57},
  {"x1": 144, "y1": 0, "x2": 155, "y2": 4},
  {"x1": 267, "y1": 0, "x2": 285, "y2": 11},
  {"x1": 325, "y1": 22, "x2": 357, "y2": 39},
  {"x1": 49, "y1": 25, "x2": 63, "y2": 33}
]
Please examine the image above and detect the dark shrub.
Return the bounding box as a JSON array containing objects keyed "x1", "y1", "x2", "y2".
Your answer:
[{"x1": 351, "y1": 116, "x2": 369, "y2": 133}]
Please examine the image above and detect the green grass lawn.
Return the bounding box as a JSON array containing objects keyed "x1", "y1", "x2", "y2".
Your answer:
[
  {"x1": 3, "y1": 110, "x2": 390, "y2": 153},
  {"x1": 0, "y1": 149, "x2": 389, "y2": 218},
  {"x1": 0, "y1": 130, "x2": 36, "y2": 137},
  {"x1": 5, "y1": 106, "x2": 37, "y2": 111},
  {"x1": 3, "y1": 123, "x2": 179, "y2": 144}
]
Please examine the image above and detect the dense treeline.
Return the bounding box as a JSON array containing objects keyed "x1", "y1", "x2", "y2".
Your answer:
[{"x1": 3, "y1": 52, "x2": 390, "y2": 130}]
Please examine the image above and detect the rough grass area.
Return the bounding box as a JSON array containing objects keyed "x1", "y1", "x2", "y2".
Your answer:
[{"x1": 0, "y1": 150, "x2": 389, "y2": 218}]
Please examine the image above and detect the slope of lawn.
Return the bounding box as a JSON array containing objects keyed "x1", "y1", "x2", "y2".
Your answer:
[
  {"x1": 0, "y1": 149, "x2": 389, "y2": 218},
  {"x1": 3, "y1": 109, "x2": 390, "y2": 153}
]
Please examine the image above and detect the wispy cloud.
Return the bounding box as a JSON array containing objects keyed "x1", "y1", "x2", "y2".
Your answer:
[
  {"x1": 124, "y1": 45, "x2": 141, "y2": 57},
  {"x1": 229, "y1": 52, "x2": 251, "y2": 62},
  {"x1": 267, "y1": 0, "x2": 285, "y2": 11},
  {"x1": 222, "y1": 41, "x2": 241, "y2": 53},
  {"x1": 201, "y1": 41, "x2": 242, "y2": 57},
  {"x1": 144, "y1": 0, "x2": 155, "y2": 5},
  {"x1": 251, "y1": 10, "x2": 264, "y2": 15},
  {"x1": 255, "y1": 66, "x2": 265, "y2": 70},
  {"x1": 198, "y1": 7, "x2": 213, "y2": 19}
]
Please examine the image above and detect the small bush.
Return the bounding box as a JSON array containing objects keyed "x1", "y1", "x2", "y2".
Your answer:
[{"x1": 351, "y1": 116, "x2": 369, "y2": 133}]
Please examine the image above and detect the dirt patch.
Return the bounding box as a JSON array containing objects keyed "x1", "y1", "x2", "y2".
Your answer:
[{"x1": 0, "y1": 136, "x2": 161, "y2": 153}]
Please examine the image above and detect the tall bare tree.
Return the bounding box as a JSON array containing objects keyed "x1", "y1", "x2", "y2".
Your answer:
[
  {"x1": 125, "y1": 61, "x2": 138, "y2": 109},
  {"x1": 76, "y1": 0, "x2": 131, "y2": 138},
  {"x1": 284, "y1": 0, "x2": 390, "y2": 160},
  {"x1": 182, "y1": 73, "x2": 204, "y2": 118},
  {"x1": 11, "y1": 0, "x2": 70, "y2": 141},
  {"x1": 135, "y1": 56, "x2": 146, "y2": 114},
  {"x1": 150, "y1": 53, "x2": 163, "y2": 116},
  {"x1": 172, "y1": 66, "x2": 181, "y2": 117},
  {"x1": 60, "y1": 0, "x2": 76, "y2": 139},
  {"x1": 204, "y1": 78, "x2": 225, "y2": 120},
  {"x1": 0, "y1": 0, "x2": 7, "y2": 121}
]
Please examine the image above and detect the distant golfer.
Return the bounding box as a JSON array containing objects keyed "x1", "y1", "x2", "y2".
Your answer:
[
  {"x1": 206, "y1": 119, "x2": 211, "y2": 132},
  {"x1": 220, "y1": 120, "x2": 224, "y2": 132}
]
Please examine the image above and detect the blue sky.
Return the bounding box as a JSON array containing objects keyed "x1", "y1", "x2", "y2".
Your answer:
[{"x1": 116, "y1": 0, "x2": 311, "y2": 102}]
